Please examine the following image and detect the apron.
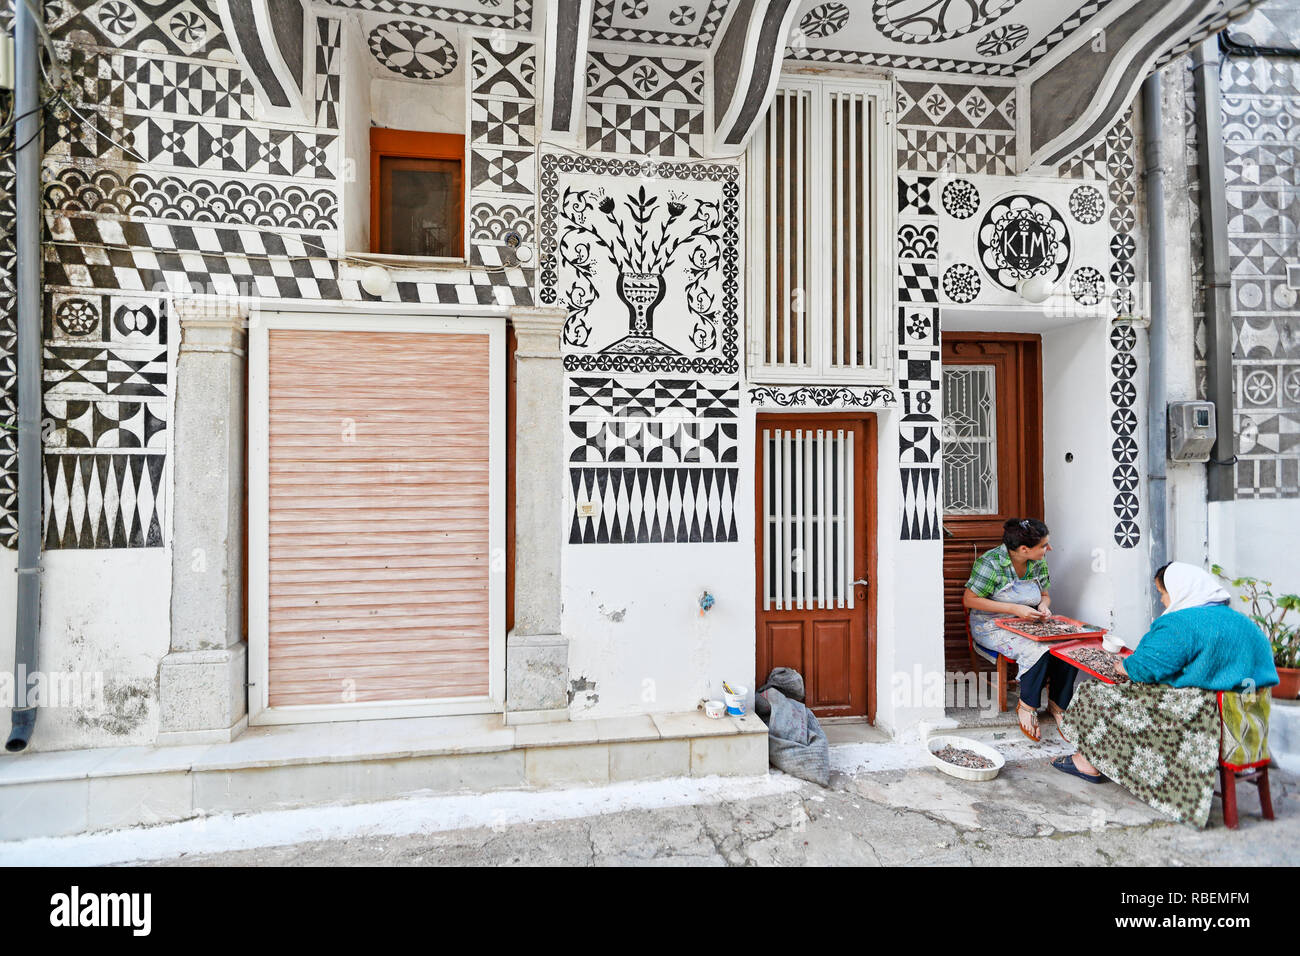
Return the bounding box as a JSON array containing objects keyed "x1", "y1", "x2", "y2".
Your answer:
[{"x1": 969, "y1": 575, "x2": 1051, "y2": 673}]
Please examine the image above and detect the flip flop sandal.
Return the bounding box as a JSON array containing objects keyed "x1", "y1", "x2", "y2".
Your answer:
[
  {"x1": 1016, "y1": 702, "x2": 1040, "y2": 743},
  {"x1": 1048, "y1": 705, "x2": 1068, "y2": 742},
  {"x1": 1052, "y1": 753, "x2": 1106, "y2": 784}
]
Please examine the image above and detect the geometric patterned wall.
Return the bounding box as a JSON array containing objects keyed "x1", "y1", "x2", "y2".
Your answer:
[
  {"x1": 893, "y1": 75, "x2": 1145, "y2": 545},
  {"x1": 895, "y1": 77, "x2": 1019, "y2": 541},
  {"x1": 1187, "y1": 51, "x2": 1300, "y2": 499},
  {"x1": 19, "y1": 2, "x2": 540, "y2": 549},
  {"x1": 585, "y1": 50, "x2": 706, "y2": 158}
]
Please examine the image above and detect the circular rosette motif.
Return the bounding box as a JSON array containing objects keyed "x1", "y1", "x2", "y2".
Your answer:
[
  {"x1": 1068, "y1": 184, "x2": 1105, "y2": 224},
  {"x1": 799, "y1": 2, "x2": 851, "y2": 39},
  {"x1": 942, "y1": 179, "x2": 980, "y2": 219},
  {"x1": 942, "y1": 263, "x2": 981, "y2": 303},
  {"x1": 54, "y1": 298, "x2": 99, "y2": 336},
  {"x1": 368, "y1": 20, "x2": 459, "y2": 80},
  {"x1": 1069, "y1": 265, "x2": 1105, "y2": 306},
  {"x1": 977, "y1": 194, "x2": 1071, "y2": 292},
  {"x1": 874, "y1": 0, "x2": 1023, "y2": 44},
  {"x1": 976, "y1": 22, "x2": 1029, "y2": 56}
]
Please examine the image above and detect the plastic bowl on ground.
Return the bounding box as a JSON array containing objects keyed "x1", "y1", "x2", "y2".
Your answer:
[{"x1": 926, "y1": 734, "x2": 1006, "y2": 782}]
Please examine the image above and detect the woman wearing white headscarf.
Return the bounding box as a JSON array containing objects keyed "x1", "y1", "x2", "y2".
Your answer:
[{"x1": 1053, "y1": 562, "x2": 1278, "y2": 827}]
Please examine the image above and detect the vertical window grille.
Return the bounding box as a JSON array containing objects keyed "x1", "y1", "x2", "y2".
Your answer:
[
  {"x1": 748, "y1": 77, "x2": 890, "y2": 383},
  {"x1": 762, "y1": 426, "x2": 855, "y2": 611}
]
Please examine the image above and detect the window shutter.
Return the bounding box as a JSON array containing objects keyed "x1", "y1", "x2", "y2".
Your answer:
[{"x1": 748, "y1": 76, "x2": 891, "y2": 384}]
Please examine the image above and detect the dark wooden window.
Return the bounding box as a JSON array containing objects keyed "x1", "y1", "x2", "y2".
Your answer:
[{"x1": 370, "y1": 129, "x2": 465, "y2": 258}]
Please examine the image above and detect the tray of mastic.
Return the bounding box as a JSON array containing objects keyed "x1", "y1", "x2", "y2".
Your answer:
[
  {"x1": 1050, "y1": 637, "x2": 1133, "y2": 684},
  {"x1": 992, "y1": 614, "x2": 1108, "y2": 642}
]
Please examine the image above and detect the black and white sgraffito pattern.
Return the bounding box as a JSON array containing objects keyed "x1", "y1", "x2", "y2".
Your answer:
[
  {"x1": 748, "y1": 384, "x2": 897, "y2": 409},
  {"x1": 896, "y1": 170, "x2": 942, "y2": 541},
  {"x1": 874, "y1": 0, "x2": 1024, "y2": 45},
  {"x1": 942, "y1": 179, "x2": 981, "y2": 220},
  {"x1": 568, "y1": 376, "x2": 738, "y2": 419},
  {"x1": 569, "y1": 420, "x2": 738, "y2": 463},
  {"x1": 569, "y1": 466, "x2": 738, "y2": 544},
  {"x1": 976, "y1": 193, "x2": 1072, "y2": 292},
  {"x1": 368, "y1": 19, "x2": 459, "y2": 80},
  {"x1": 540, "y1": 152, "x2": 740, "y2": 375}
]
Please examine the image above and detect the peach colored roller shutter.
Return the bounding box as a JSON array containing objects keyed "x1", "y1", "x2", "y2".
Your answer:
[{"x1": 267, "y1": 329, "x2": 490, "y2": 707}]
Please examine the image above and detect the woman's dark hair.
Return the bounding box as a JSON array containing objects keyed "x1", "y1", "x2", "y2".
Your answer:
[
  {"x1": 1003, "y1": 517, "x2": 1049, "y2": 551},
  {"x1": 1154, "y1": 562, "x2": 1173, "y2": 589}
]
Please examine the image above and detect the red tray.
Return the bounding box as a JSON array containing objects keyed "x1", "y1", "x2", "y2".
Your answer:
[
  {"x1": 993, "y1": 614, "x2": 1108, "y2": 642},
  {"x1": 1050, "y1": 636, "x2": 1133, "y2": 684}
]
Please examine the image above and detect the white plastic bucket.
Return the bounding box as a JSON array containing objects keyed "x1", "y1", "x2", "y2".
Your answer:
[
  {"x1": 723, "y1": 686, "x2": 747, "y2": 716},
  {"x1": 703, "y1": 699, "x2": 724, "y2": 719}
]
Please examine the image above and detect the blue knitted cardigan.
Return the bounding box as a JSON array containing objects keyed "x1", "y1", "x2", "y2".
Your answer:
[{"x1": 1124, "y1": 603, "x2": 1279, "y2": 691}]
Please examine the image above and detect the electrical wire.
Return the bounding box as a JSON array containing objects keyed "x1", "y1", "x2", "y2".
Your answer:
[
  {"x1": 0, "y1": 96, "x2": 54, "y2": 142},
  {"x1": 7, "y1": 120, "x2": 43, "y2": 156},
  {"x1": 53, "y1": 92, "x2": 152, "y2": 166}
]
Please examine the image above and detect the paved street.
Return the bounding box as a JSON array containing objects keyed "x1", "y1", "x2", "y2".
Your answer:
[{"x1": 134, "y1": 752, "x2": 1298, "y2": 867}]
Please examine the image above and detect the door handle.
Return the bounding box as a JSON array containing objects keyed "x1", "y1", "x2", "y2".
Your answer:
[{"x1": 851, "y1": 578, "x2": 869, "y2": 587}]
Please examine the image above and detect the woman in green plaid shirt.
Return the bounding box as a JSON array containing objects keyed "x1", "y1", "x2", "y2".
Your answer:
[{"x1": 964, "y1": 518, "x2": 1079, "y2": 742}]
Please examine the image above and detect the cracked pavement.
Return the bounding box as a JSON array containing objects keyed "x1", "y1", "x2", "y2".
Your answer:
[{"x1": 140, "y1": 756, "x2": 1300, "y2": 867}]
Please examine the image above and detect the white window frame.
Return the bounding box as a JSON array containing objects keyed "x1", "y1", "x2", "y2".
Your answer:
[
  {"x1": 746, "y1": 73, "x2": 894, "y2": 385},
  {"x1": 248, "y1": 309, "x2": 505, "y2": 726}
]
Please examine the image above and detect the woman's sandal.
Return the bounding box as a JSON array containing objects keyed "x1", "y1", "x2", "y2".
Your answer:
[
  {"x1": 1052, "y1": 753, "x2": 1106, "y2": 784},
  {"x1": 1016, "y1": 700, "x2": 1040, "y2": 742},
  {"x1": 1047, "y1": 702, "x2": 1068, "y2": 741}
]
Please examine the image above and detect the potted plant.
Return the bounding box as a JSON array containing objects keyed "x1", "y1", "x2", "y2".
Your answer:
[{"x1": 1213, "y1": 565, "x2": 1300, "y2": 700}]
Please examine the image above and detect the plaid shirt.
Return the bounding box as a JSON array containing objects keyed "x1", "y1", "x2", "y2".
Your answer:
[{"x1": 965, "y1": 544, "x2": 1050, "y2": 598}]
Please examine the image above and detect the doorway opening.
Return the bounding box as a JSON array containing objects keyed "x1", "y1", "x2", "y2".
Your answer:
[{"x1": 755, "y1": 414, "x2": 877, "y2": 720}]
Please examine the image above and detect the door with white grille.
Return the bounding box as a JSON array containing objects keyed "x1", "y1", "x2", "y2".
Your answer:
[{"x1": 755, "y1": 415, "x2": 874, "y2": 719}]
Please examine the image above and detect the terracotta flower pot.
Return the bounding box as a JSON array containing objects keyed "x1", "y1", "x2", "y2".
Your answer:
[{"x1": 1275, "y1": 666, "x2": 1300, "y2": 701}]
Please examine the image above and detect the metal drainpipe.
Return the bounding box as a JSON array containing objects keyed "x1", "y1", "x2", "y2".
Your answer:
[
  {"x1": 1141, "y1": 72, "x2": 1168, "y2": 621},
  {"x1": 1191, "y1": 39, "x2": 1236, "y2": 503},
  {"x1": 7, "y1": 2, "x2": 43, "y2": 752}
]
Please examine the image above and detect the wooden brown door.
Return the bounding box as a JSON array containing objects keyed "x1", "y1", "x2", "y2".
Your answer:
[
  {"x1": 941, "y1": 335, "x2": 1043, "y2": 672},
  {"x1": 755, "y1": 415, "x2": 876, "y2": 720}
]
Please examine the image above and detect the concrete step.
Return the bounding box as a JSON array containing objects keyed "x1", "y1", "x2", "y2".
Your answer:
[{"x1": 0, "y1": 710, "x2": 768, "y2": 841}]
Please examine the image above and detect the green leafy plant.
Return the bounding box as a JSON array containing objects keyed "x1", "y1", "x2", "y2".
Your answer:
[{"x1": 1212, "y1": 565, "x2": 1300, "y2": 670}]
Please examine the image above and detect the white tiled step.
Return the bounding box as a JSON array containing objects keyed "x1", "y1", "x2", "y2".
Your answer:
[{"x1": 0, "y1": 711, "x2": 769, "y2": 841}]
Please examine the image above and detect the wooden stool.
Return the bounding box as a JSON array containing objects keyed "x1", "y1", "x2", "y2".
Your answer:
[{"x1": 1216, "y1": 691, "x2": 1274, "y2": 830}]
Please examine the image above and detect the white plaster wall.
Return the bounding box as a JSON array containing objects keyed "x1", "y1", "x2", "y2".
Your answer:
[
  {"x1": 873, "y1": 407, "x2": 945, "y2": 738},
  {"x1": 1039, "y1": 316, "x2": 1154, "y2": 648},
  {"x1": 1042, "y1": 319, "x2": 1120, "y2": 631},
  {"x1": 0, "y1": 547, "x2": 15, "y2": 715},
  {"x1": 1208, "y1": 499, "x2": 1300, "y2": 598},
  {"x1": 562, "y1": 407, "x2": 756, "y2": 718},
  {"x1": 11, "y1": 552, "x2": 171, "y2": 751},
  {"x1": 370, "y1": 79, "x2": 465, "y2": 136},
  {"x1": 341, "y1": 20, "x2": 373, "y2": 254}
]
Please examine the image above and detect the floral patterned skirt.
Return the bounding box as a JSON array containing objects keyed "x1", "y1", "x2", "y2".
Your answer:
[{"x1": 1059, "y1": 681, "x2": 1220, "y2": 828}]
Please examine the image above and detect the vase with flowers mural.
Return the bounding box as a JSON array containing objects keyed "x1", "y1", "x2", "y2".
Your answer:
[
  {"x1": 556, "y1": 183, "x2": 721, "y2": 354},
  {"x1": 608, "y1": 271, "x2": 673, "y2": 354}
]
